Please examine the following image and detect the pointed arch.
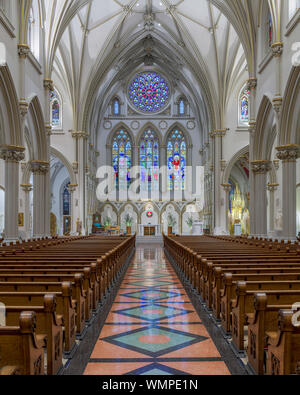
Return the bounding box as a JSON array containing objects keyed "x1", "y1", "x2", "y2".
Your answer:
[
  {"x1": 279, "y1": 66, "x2": 300, "y2": 146},
  {"x1": 0, "y1": 65, "x2": 22, "y2": 146},
  {"x1": 223, "y1": 146, "x2": 250, "y2": 185},
  {"x1": 253, "y1": 95, "x2": 276, "y2": 161},
  {"x1": 50, "y1": 147, "x2": 77, "y2": 185},
  {"x1": 27, "y1": 96, "x2": 48, "y2": 161}
]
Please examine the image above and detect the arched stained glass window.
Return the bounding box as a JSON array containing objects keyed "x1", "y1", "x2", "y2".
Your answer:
[
  {"x1": 167, "y1": 129, "x2": 186, "y2": 191},
  {"x1": 139, "y1": 129, "x2": 159, "y2": 191},
  {"x1": 239, "y1": 86, "x2": 250, "y2": 125},
  {"x1": 113, "y1": 98, "x2": 120, "y2": 115},
  {"x1": 50, "y1": 89, "x2": 62, "y2": 129},
  {"x1": 63, "y1": 183, "x2": 71, "y2": 216},
  {"x1": 112, "y1": 129, "x2": 132, "y2": 191},
  {"x1": 179, "y1": 99, "x2": 185, "y2": 115}
]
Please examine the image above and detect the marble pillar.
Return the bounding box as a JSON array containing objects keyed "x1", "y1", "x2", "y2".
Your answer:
[
  {"x1": 276, "y1": 145, "x2": 300, "y2": 241},
  {"x1": 0, "y1": 146, "x2": 25, "y2": 242}
]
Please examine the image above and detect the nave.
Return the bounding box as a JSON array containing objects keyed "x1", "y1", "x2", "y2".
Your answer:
[{"x1": 67, "y1": 245, "x2": 244, "y2": 376}]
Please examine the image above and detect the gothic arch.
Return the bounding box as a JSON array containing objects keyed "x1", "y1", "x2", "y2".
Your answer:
[
  {"x1": 223, "y1": 145, "x2": 249, "y2": 184},
  {"x1": 106, "y1": 122, "x2": 134, "y2": 147},
  {"x1": 0, "y1": 65, "x2": 22, "y2": 146},
  {"x1": 164, "y1": 123, "x2": 192, "y2": 147},
  {"x1": 253, "y1": 95, "x2": 276, "y2": 161},
  {"x1": 50, "y1": 147, "x2": 77, "y2": 185},
  {"x1": 279, "y1": 66, "x2": 300, "y2": 146},
  {"x1": 136, "y1": 123, "x2": 163, "y2": 147},
  {"x1": 26, "y1": 96, "x2": 48, "y2": 161}
]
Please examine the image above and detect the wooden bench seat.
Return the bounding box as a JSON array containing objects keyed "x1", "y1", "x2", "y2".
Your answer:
[
  {"x1": 0, "y1": 311, "x2": 44, "y2": 375},
  {"x1": 4, "y1": 294, "x2": 63, "y2": 375}
]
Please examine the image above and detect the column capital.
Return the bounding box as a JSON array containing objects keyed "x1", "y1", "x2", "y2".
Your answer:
[
  {"x1": 0, "y1": 145, "x2": 25, "y2": 162},
  {"x1": 20, "y1": 184, "x2": 33, "y2": 192},
  {"x1": 251, "y1": 160, "x2": 272, "y2": 174},
  {"x1": 43, "y1": 78, "x2": 54, "y2": 91},
  {"x1": 267, "y1": 183, "x2": 279, "y2": 192},
  {"x1": 19, "y1": 101, "x2": 29, "y2": 118},
  {"x1": 209, "y1": 129, "x2": 227, "y2": 138},
  {"x1": 272, "y1": 96, "x2": 283, "y2": 114},
  {"x1": 67, "y1": 184, "x2": 78, "y2": 193},
  {"x1": 45, "y1": 124, "x2": 52, "y2": 136},
  {"x1": 17, "y1": 44, "x2": 30, "y2": 58},
  {"x1": 30, "y1": 160, "x2": 50, "y2": 174},
  {"x1": 276, "y1": 145, "x2": 300, "y2": 162},
  {"x1": 271, "y1": 42, "x2": 284, "y2": 58},
  {"x1": 221, "y1": 183, "x2": 232, "y2": 193},
  {"x1": 71, "y1": 130, "x2": 89, "y2": 139},
  {"x1": 247, "y1": 78, "x2": 257, "y2": 90}
]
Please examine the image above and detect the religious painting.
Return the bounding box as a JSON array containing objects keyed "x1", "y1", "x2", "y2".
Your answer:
[{"x1": 18, "y1": 213, "x2": 24, "y2": 227}]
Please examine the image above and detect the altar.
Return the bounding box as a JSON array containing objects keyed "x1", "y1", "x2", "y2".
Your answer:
[{"x1": 138, "y1": 224, "x2": 161, "y2": 236}]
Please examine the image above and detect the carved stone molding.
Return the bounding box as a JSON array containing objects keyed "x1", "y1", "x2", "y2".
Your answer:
[
  {"x1": 43, "y1": 79, "x2": 54, "y2": 91},
  {"x1": 247, "y1": 78, "x2": 257, "y2": 90},
  {"x1": 20, "y1": 184, "x2": 33, "y2": 193},
  {"x1": 210, "y1": 129, "x2": 227, "y2": 138},
  {"x1": 30, "y1": 160, "x2": 50, "y2": 174},
  {"x1": 276, "y1": 145, "x2": 300, "y2": 162},
  {"x1": 0, "y1": 145, "x2": 25, "y2": 163},
  {"x1": 221, "y1": 184, "x2": 232, "y2": 193},
  {"x1": 67, "y1": 184, "x2": 78, "y2": 193},
  {"x1": 273, "y1": 160, "x2": 280, "y2": 170},
  {"x1": 271, "y1": 42, "x2": 284, "y2": 58},
  {"x1": 72, "y1": 162, "x2": 78, "y2": 174},
  {"x1": 267, "y1": 183, "x2": 279, "y2": 192},
  {"x1": 251, "y1": 160, "x2": 272, "y2": 174},
  {"x1": 272, "y1": 96, "x2": 283, "y2": 114},
  {"x1": 45, "y1": 124, "x2": 52, "y2": 136},
  {"x1": 17, "y1": 44, "x2": 30, "y2": 58},
  {"x1": 220, "y1": 160, "x2": 227, "y2": 172},
  {"x1": 19, "y1": 101, "x2": 29, "y2": 118},
  {"x1": 71, "y1": 130, "x2": 89, "y2": 139}
]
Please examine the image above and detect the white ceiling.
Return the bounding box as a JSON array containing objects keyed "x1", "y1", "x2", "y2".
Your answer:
[{"x1": 41, "y1": 0, "x2": 249, "y2": 139}]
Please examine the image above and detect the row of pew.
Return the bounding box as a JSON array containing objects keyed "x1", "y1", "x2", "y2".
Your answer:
[
  {"x1": 163, "y1": 234, "x2": 300, "y2": 375},
  {"x1": 0, "y1": 234, "x2": 136, "y2": 375}
]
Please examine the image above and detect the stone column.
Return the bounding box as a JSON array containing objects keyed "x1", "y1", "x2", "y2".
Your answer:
[
  {"x1": 20, "y1": 184, "x2": 33, "y2": 239},
  {"x1": 251, "y1": 160, "x2": 272, "y2": 237},
  {"x1": 246, "y1": 78, "x2": 257, "y2": 237},
  {"x1": 276, "y1": 145, "x2": 300, "y2": 241},
  {"x1": 222, "y1": 184, "x2": 232, "y2": 235},
  {"x1": 67, "y1": 184, "x2": 78, "y2": 234},
  {"x1": 0, "y1": 146, "x2": 25, "y2": 242},
  {"x1": 210, "y1": 129, "x2": 227, "y2": 234},
  {"x1": 72, "y1": 131, "x2": 89, "y2": 234},
  {"x1": 267, "y1": 183, "x2": 279, "y2": 235},
  {"x1": 30, "y1": 161, "x2": 50, "y2": 238}
]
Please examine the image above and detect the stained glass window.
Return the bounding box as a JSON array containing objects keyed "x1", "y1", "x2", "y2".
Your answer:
[
  {"x1": 167, "y1": 129, "x2": 186, "y2": 191},
  {"x1": 63, "y1": 183, "x2": 70, "y2": 216},
  {"x1": 139, "y1": 130, "x2": 159, "y2": 191},
  {"x1": 50, "y1": 89, "x2": 61, "y2": 129},
  {"x1": 112, "y1": 129, "x2": 132, "y2": 191},
  {"x1": 113, "y1": 98, "x2": 120, "y2": 115},
  {"x1": 179, "y1": 99, "x2": 185, "y2": 115},
  {"x1": 128, "y1": 72, "x2": 170, "y2": 113},
  {"x1": 239, "y1": 86, "x2": 250, "y2": 125}
]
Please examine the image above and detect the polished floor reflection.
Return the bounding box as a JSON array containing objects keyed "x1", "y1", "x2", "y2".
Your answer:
[{"x1": 84, "y1": 245, "x2": 230, "y2": 375}]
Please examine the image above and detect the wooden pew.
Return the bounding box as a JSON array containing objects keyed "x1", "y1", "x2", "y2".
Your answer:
[
  {"x1": 4, "y1": 294, "x2": 63, "y2": 375},
  {"x1": 0, "y1": 311, "x2": 44, "y2": 375}
]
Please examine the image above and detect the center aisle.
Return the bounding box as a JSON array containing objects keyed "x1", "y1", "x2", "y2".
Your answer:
[{"x1": 84, "y1": 245, "x2": 231, "y2": 375}]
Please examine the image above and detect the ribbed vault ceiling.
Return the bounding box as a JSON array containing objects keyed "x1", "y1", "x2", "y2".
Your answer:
[{"x1": 41, "y1": 0, "x2": 251, "y2": 142}]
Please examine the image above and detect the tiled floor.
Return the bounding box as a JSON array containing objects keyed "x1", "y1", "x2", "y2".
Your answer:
[{"x1": 84, "y1": 245, "x2": 231, "y2": 375}]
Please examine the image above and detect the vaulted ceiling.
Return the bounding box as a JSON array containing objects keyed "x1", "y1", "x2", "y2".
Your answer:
[{"x1": 38, "y1": 0, "x2": 257, "y2": 142}]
